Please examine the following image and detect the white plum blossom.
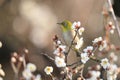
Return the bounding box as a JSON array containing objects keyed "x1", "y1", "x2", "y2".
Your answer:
[
  {"x1": 11, "y1": 57, "x2": 17, "y2": 63},
  {"x1": 56, "y1": 40, "x2": 61, "y2": 45},
  {"x1": 53, "y1": 49, "x2": 60, "y2": 55},
  {"x1": 83, "y1": 46, "x2": 93, "y2": 53},
  {"x1": 53, "y1": 45, "x2": 66, "y2": 55},
  {"x1": 26, "y1": 63, "x2": 37, "y2": 72},
  {"x1": 108, "y1": 21, "x2": 115, "y2": 34},
  {"x1": 99, "y1": 40, "x2": 107, "y2": 51},
  {"x1": 86, "y1": 71, "x2": 101, "y2": 80},
  {"x1": 13, "y1": 52, "x2": 18, "y2": 57},
  {"x1": 81, "y1": 53, "x2": 89, "y2": 64},
  {"x1": 83, "y1": 46, "x2": 93, "y2": 56},
  {"x1": 78, "y1": 27, "x2": 85, "y2": 35},
  {"x1": 100, "y1": 58, "x2": 110, "y2": 69},
  {"x1": 107, "y1": 64, "x2": 118, "y2": 80},
  {"x1": 75, "y1": 37, "x2": 84, "y2": 50},
  {"x1": 109, "y1": 52, "x2": 118, "y2": 62},
  {"x1": 55, "y1": 57, "x2": 66, "y2": 67},
  {"x1": 110, "y1": 29, "x2": 114, "y2": 34},
  {"x1": 19, "y1": 56, "x2": 24, "y2": 62},
  {"x1": 35, "y1": 74, "x2": 42, "y2": 80},
  {"x1": 92, "y1": 37, "x2": 107, "y2": 51},
  {"x1": 107, "y1": 74, "x2": 115, "y2": 80},
  {"x1": 92, "y1": 37, "x2": 102, "y2": 44},
  {"x1": 109, "y1": 64, "x2": 118, "y2": 73},
  {"x1": 91, "y1": 71, "x2": 101, "y2": 77},
  {"x1": 0, "y1": 41, "x2": 2, "y2": 48},
  {"x1": 72, "y1": 21, "x2": 81, "y2": 29},
  {"x1": 44, "y1": 66, "x2": 53, "y2": 75},
  {"x1": 0, "y1": 77, "x2": 3, "y2": 80},
  {"x1": 58, "y1": 45, "x2": 66, "y2": 52},
  {"x1": 0, "y1": 64, "x2": 5, "y2": 77},
  {"x1": 22, "y1": 63, "x2": 37, "y2": 79},
  {"x1": 22, "y1": 69, "x2": 33, "y2": 80},
  {"x1": 0, "y1": 69, "x2": 5, "y2": 77},
  {"x1": 107, "y1": 70, "x2": 117, "y2": 80}
]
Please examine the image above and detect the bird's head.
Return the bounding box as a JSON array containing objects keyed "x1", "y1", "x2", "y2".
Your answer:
[{"x1": 57, "y1": 20, "x2": 72, "y2": 32}]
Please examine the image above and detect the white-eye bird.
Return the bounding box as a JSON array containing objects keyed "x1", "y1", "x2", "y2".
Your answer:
[
  {"x1": 57, "y1": 20, "x2": 73, "y2": 46},
  {"x1": 58, "y1": 20, "x2": 84, "y2": 57}
]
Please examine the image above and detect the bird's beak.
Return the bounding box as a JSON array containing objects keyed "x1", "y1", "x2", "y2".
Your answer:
[{"x1": 57, "y1": 22, "x2": 62, "y2": 25}]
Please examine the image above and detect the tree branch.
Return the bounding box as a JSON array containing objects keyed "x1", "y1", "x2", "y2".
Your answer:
[{"x1": 107, "y1": 0, "x2": 120, "y2": 39}]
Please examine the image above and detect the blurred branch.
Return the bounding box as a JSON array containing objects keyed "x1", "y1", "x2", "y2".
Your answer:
[
  {"x1": 107, "y1": 0, "x2": 120, "y2": 39},
  {"x1": 0, "y1": 0, "x2": 11, "y2": 7}
]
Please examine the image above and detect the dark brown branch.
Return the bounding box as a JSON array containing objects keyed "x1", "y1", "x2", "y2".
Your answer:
[
  {"x1": 65, "y1": 29, "x2": 79, "y2": 63},
  {"x1": 41, "y1": 53, "x2": 55, "y2": 61},
  {"x1": 92, "y1": 45, "x2": 98, "y2": 53},
  {"x1": 90, "y1": 57, "x2": 101, "y2": 63},
  {"x1": 66, "y1": 29, "x2": 79, "y2": 55}
]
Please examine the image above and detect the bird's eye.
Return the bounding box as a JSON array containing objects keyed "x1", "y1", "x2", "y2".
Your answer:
[{"x1": 63, "y1": 22, "x2": 67, "y2": 27}]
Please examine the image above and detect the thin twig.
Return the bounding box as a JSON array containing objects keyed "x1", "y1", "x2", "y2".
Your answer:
[
  {"x1": 67, "y1": 45, "x2": 99, "y2": 66},
  {"x1": 17, "y1": 61, "x2": 22, "y2": 73},
  {"x1": 22, "y1": 55, "x2": 26, "y2": 69},
  {"x1": 100, "y1": 67, "x2": 105, "y2": 79},
  {"x1": 80, "y1": 65, "x2": 85, "y2": 80},
  {"x1": 11, "y1": 62, "x2": 18, "y2": 74},
  {"x1": 107, "y1": 0, "x2": 120, "y2": 39},
  {"x1": 11, "y1": 62, "x2": 19, "y2": 80},
  {"x1": 92, "y1": 45, "x2": 98, "y2": 54},
  {"x1": 89, "y1": 44, "x2": 101, "y2": 63},
  {"x1": 41, "y1": 53, "x2": 55, "y2": 61},
  {"x1": 90, "y1": 57, "x2": 101, "y2": 63},
  {"x1": 65, "y1": 29, "x2": 79, "y2": 63},
  {"x1": 66, "y1": 29, "x2": 79, "y2": 55},
  {"x1": 50, "y1": 74, "x2": 56, "y2": 80}
]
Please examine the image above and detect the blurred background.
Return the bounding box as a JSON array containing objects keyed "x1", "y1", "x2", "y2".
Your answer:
[{"x1": 0, "y1": 0, "x2": 120, "y2": 79}]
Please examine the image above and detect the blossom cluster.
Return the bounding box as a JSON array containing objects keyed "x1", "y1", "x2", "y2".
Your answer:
[
  {"x1": 0, "y1": 20, "x2": 119, "y2": 80},
  {"x1": 0, "y1": 22, "x2": 119, "y2": 80},
  {"x1": 43, "y1": 20, "x2": 120, "y2": 80},
  {"x1": 22, "y1": 63, "x2": 41, "y2": 80},
  {"x1": 10, "y1": 49, "x2": 42, "y2": 80},
  {"x1": 43, "y1": 21, "x2": 85, "y2": 80},
  {"x1": 1, "y1": 1, "x2": 120, "y2": 80}
]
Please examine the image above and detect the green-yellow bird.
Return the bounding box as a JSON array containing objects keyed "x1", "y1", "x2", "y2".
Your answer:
[
  {"x1": 58, "y1": 20, "x2": 84, "y2": 57},
  {"x1": 57, "y1": 20, "x2": 73, "y2": 46}
]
